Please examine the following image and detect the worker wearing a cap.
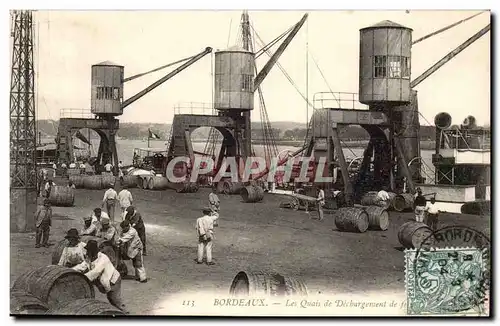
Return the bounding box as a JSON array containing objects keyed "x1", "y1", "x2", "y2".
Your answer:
[
  {"x1": 117, "y1": 220, "x2": 147, "y2": 283},
  {"x1": 102, "y1": 183, "x2": 118, "y2": 223},
  {"x1": 96, "y1": 216, "x2": 117, "y2": 246},
  {"x1": 125, "y1": 206, "x2": 147, "y2": 255},
  {"x1": 58, "y1": 228, "x2": 86, "y2": 268},
  {"x1": 118, "y1": 185, "x2": 133, "y2": 221},
  {"x1": 414, "y1": 188, "x2": 427, "y2": 223},
  {"x1": 73, "y1": 240, "x2": 127, "y2": 311},
  {"x1": 195, "y1": 207, "x2": 219, "y2": 265},
  {"x1": 81, "y1": 215, "x2": 97, "y2": 236},
  {"x1": 34, "y1": 199, "x2": 52, "y2": 248}
]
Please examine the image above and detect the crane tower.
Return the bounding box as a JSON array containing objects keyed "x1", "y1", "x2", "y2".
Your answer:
[{"x1": 10, "y1": 10, "x2": 38, "y2": 232}]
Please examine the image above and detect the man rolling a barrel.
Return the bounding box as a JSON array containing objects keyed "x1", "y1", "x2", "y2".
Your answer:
[
  {"x1": 72, "y1": 240, "x2": 127, "y2": 312},
  {"x1": 44, "y1": 178, "x2": 56, "y2": 198},
  {"x1": 58, "y1": 228, "x2": 86, "y2": 267},
  {"x1": 118, "y1": 185, "x2": 133, "y2": 221},
  {"x1": 117, "y1": 220, "x2": 147, "y2": 283},
  {"x1": 195, "y1": 207, "x2": 219, "y2": 265},
  {"x1": 316, "y1": 187, "x2": 325, "y2": 221},
  {"x1": 425, "y1": 197, "x2": 440, "y2": 231},
  {"x1": 102, "y1": 183, "x2": 118, "y2": 223},
  {"x1": 81, "y1": 215, "x2": 97, "y2": 236},
  {"x1": 124, "y1": 206, "x2": 147, "y2": 256},
  {"x1": 96, "y1": 216, "x2": 117, "y2": 246},
  {"x1": 414, "y1": 188, "x2": 427, "y2": 223},
  {"x1": 376, "y1": 188, "x2": 391, "y2": 207},
  {"x1": 34, "y1": 199, "x2": 52, "y2": 248}
]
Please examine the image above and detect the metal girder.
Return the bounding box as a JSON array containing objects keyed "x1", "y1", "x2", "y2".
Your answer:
[{"x1": 325, "y1": 109, "x2": 390, "y2": 126}]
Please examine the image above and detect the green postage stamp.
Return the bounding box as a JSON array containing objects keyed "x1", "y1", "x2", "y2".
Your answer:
[{"x1": 405, "y1": 247, "x2": 489, "y2": 316}]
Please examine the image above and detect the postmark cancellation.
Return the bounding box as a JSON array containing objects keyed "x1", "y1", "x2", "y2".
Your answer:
[{"x1": 405, "y1": 247, "x2": 489, "y2": 316}]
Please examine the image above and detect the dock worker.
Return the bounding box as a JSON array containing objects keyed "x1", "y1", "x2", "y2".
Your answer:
[
  {"x1": 34, "y1": 199, "x2": 52, "y2": 248},
  {"x1": 58, "y1": 228, "x2": 86, "y2": 268},
  {"x1": 376, "y1": 188, "x2": 391, "y2": 207},
  {"x1": 81, "y1": 215, "x2": 97, "y2": 236},
  {"x1": 73, "y1": 240, "x2": 127, "y2": 312},
  {"x1": 316, "y1": 187, "x2": 325, "y2": 221},
  {"x1": 52, "y1": 163, "x2": 57, "y2": 178},
  {"x1": 44, "y1": 178, "x2": 56, "y2": 198},
  {"x1": 104, "y1": 161, "x2": 113, "y2": 174},
  {"x1": 425, "y1": 197, "x2": 440, "y2": 231},
  {"x1": 69, "y1": 161, "x2": 77, "y2": 169},
  {"x1": 102, "y1": 182, "x2": 117, "y2": 222},
  {"x1": 117, "y1": 220, "x2": 147, "y2": 283},
  {"x1": 195, "y1": 207, "x2": 219, "y2": 265},
  {"x1": 414, "y1": 188, "x2": 427, "y2": 223},
  {"x1": 118, "y1": 185, "x2": 133, "y2": 221},
  {"x1": 208, "y1": 190, "x2": 220, "y2": 217},
  {"x1": 125, "y1": 206, "x2": 147, "y2": 256},
  {"x1": 96, "y1": 216, "x2": 117, "y2": 246},
  {"x1": 118, "y1": 161, "x2": 124, "y2": 178}
]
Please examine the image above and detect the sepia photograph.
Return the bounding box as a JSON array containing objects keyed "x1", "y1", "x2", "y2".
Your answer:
[{"x1": 8, "y1": 8, "x2": 491, "y2": 317}]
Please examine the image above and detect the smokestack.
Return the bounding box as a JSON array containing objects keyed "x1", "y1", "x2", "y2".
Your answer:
[{"x1": 434, "y1": 112, "x2": 452, "y2": 129}]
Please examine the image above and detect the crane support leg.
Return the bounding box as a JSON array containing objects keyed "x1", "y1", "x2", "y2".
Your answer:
[
  {"x1": 394, "y1": 138, "x2": 415, "y2": 194},
  {"x1": 331, "y1": 124, "x2": 352, "y2": 205}
]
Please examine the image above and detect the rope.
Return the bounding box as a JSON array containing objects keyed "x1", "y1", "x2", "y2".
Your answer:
[
  {"x1": 254, "y1": 26, "x2": 293, "y2": 59},
  {"x1": 310, "y1": 52, "x2": 341, "y2": 108}
]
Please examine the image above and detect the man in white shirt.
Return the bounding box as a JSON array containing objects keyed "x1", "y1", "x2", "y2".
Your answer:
[
  {"x1": 73, "y1": 240, "x2": 126, "y2": 311},
  {"x1": 104, "y1": 162, "x2": 113, "y2": 173},
  {"x1": 208, "y1": 190, "x2": 220, "y2": 217},
  {"x1": 425, "y1": 197, "x2": 440, "y2": 231},
  {"x1": 118, "y1": 185, "x2": 133, "y2": 221},
  {"x1": 69, "y1": 162, "x2": 77, "y2": 169},
  {"x1": 118, "y1": 161, "x2": 124, "y2": 178},
  {"x1": 52, "y1": 163, "x2": 57, "y2": 178},
  {"x1": 316, "y1": 187, "x2": 325, "y2": 221},
  {"x1": 44, "y1": 179, "x2": 56, "y2": 198},
  {"x1": 196, "y1": 207, "x2": 219, "y2": 265},
  {"x1": 376, "y1": 189, "x2": 391, "y2": 207},
  {"x1": 102, "y1": 183, "x2": 118, "y2": 222}
]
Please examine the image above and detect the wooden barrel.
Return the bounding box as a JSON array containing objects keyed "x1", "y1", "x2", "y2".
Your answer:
[
  {"x1": 10, "y1": 291, "x2": 49, "y2": 315},
  {"x1": 11, "y1": 265, "x2": 95, "y2": 309},
  {"x1": 120, "y1": 175, "x2": 138, "y2": 188},
  {"x1": 240, "y1": 185, "x2": 264, "y2": 203},
  {"x1": 365, "y1": 206, "x2": 389, "y2": 231},
  {"x1": 334, "y1": 207, "x2": 369, "y2": 233},
  {"x1": 46, "y1": 299, "x2": 125, "y2": 316},
  {"x1": 398, "y1": 221, "x2": 433, "y2": 248},
  {"x1": 137, "y1": 175, "x2": 152, "y2": 189},
  {"x1": 175, "y1": 182, "x2": 199, "y2": 193},
  {"x1": 360, "y1": 192, "x2": 396, "y2": 210},
  {"x1": 229, "y1": 271, "x2": 308, "y2": 297},
  {"x1": 148, "y1": 176, "x2": 169, "y2": 190},
  {"x1": 69, "y1": 175, "x2": 85, "y2": 189},
  {"x1": 101, "y1": 174, "x2": 116, "y2": 188},
  {"x1": 218, "y1": 180, "x2": 243, "y2": 195},
  {"x1": 393, "y1": 194, "x2": 415, "y2": 212},
  {"x1": 67, "y1": 168, "x2": 81, "y2": 176},
  {"x1": 52, "y1": 236, "x2": 116, "y2": 267},
  {"x1": 48, "y1": 186, "x2": 74, "y2": 207},
  {"x1": 83, "y1": 175, "x2": 102, "y2": 190}
]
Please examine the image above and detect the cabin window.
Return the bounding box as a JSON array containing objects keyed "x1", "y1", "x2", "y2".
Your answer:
[
  {"x1": 113, "y1": 88, "x2": 120, "y2": 100},
  {"x1": 97, "y1": 87, "x2": 104, "y2": 100},
  {"x1": 373, "y1": 56, "x2": 387, "y2": 78},
  {"x1": 388, "y1": 56, "x2": 401, "y2": 78},
  {"x1": 401, "y1": 57, "x2": 410, "y2": 78},
  {"x1": 241, "y1": 74, "x2": 253, "y2": 92}
]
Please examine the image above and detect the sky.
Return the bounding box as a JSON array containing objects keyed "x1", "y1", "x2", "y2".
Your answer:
[{"x1": 26, "y1": 10, "x2": 490, "y2": 126}]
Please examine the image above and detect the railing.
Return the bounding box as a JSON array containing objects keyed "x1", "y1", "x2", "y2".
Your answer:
[
  {"x1": 173, "y1": 102, "x2": 215, "y2": 115},
  {"x1": 313, "y1": 92, "x2": 370, "y2": 110},
  {"x1": 441, "y1": 128, "x2": 491, "y2": 151},
  {"x1": 60, "y1": 108, "x2": 95, "y2": 119}
]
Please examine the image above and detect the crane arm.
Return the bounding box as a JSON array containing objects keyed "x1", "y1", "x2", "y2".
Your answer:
[
  {"x1": 121, "y1": 47, "x2": 212, "y2": 109},
  {"x1": 253, "y1": 13, "x2": 308, "y2": 90},
  {"x1": 123, "y1": 54, "x2": 196, "y2": 83},
  {"x1": 411, "y1": 24, "x2": 490, "y2": 88},
  {"x1": 412, "y1": 11, "x2": 485, "y2": 45}
]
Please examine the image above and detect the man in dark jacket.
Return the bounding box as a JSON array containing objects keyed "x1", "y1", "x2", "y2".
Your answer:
[
  {"x1": 414, "y1": 188, "x2": 427, "y2": 223},
  {"x1": 125, "y1": 206, "x2": 147, "y2": 255}
]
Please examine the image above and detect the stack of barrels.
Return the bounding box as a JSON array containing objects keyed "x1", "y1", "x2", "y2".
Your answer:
[
  {"x1": 334, "y1": 204, "x2": 390, "y2": 233},
  {"x1": 360, "y1": 191, "x2": 396, "y2": 210},
  {"x1": 10, "y1": 265, "x2": 115, "y2": 315},
  {"x1": 240, "y1": 185, "x2": 265, "y2": 203}
]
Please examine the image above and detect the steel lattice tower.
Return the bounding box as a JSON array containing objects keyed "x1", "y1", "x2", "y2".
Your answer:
[{"x1": 10, "y1": 10, "x2": 37, "y2": 189}]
